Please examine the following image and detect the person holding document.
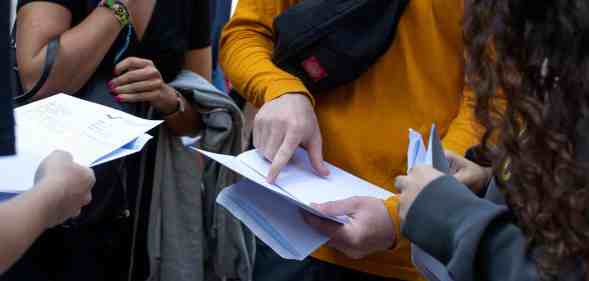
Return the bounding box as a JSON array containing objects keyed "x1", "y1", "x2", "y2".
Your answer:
[
  {"x1": 0, "y1": 4, "x2": 95, "y2": 275},
  {"x1": 10, "y1": 0, "x2": 212, "y2": 280},
  {"x1": 396, "y1": 1, "x2": 589, "y2": 280},
  {"x1": 220, "y1": 0, "x2": 481, "y2": 280},
  {"x1": 0, "y1": 151, "x2": 95, "y2": 274}
]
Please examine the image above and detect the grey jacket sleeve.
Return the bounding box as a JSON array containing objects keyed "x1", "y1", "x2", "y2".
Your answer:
[{"x1": 402, "y1": 176, "x2": 539, "y2": 281}]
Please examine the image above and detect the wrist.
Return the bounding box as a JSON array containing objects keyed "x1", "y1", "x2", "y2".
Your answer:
[
  {"x1": 383, "y1": 196, "x2": 401, "y2": 250},
  {"x1": 99, "y1": 1, "x2": 131, "y2": 27},
  {"x1": 30, "y1": 181, "x2": 60, "y2": 229},
  {"x1": 265, "y1": 89, "x2": 315, "y2": 107},
  {"x1": 154, "y1": 85, "x2": 182, "y2": 116}
]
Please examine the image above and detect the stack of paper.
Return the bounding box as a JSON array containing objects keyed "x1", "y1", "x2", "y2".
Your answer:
[
  {"x1": 0, "y1": 94, "x2": 162, "y2": 195},
  {"x1": 407, "y1": 124, "x2": 454, "y2": 281},
  {"x1": 197, "y1": 148, "x2": 394, "y2": 260}
]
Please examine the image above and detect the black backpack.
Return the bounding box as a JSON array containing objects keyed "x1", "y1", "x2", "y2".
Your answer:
[{"x1": 272, "y1": 0, "x2": 410, "y2": 93}]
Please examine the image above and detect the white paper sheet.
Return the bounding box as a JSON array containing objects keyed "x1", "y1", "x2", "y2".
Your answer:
[
  {"x1": 198, "y1": 147, "x2": 394, "y2": 260},
  {"x1": 407, "y1": 124, "x2": 454, "y2": 281},
  {"x1": 237, "y1": 149, "x2": 393, "y2": 205},
  {"x1": 0, "y1": 94, "x2": 162, "y2": 194},
  {"x1": 196, "y1": 149, "x2": 344, "y2": 223},
  {"x1": 217, "y1": 180, "x2": 329, "y2": 260}
]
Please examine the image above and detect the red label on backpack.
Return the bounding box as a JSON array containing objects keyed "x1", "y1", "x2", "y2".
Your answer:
[{"x1": 301, "y1": 56, "x2": 328, "y2": 82}]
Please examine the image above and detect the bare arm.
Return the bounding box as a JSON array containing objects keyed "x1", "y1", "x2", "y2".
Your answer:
[
  {"x1": 0, "y1": 151, "x2": 94, "y2": 274},
  {"x1": 16, "y1": 2, "x2": 125, "y2": 99},
  {"x1": 0, "y1": 186, "x2": 53, "y2": 274}
]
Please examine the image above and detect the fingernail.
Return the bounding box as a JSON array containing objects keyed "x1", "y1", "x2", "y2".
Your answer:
[
  {"x1": 107, "y1": 81, "x2": 114, "y2": 90},
  {"x1": 115, "y1": 96, "x2": 122, "y2": 103}
]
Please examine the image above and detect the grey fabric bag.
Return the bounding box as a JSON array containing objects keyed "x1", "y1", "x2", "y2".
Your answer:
[{"x1": 164, "y1": 71, "x2": 255, "y2": 281}]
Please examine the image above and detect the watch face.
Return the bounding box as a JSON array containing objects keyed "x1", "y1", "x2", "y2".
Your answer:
[{"x1": 113, "y1": 4, "x2": 129, "y2": 25}]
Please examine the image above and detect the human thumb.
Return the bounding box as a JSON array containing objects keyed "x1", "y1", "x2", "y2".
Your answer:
[{"x1": 312, "y1": 197, "x2": 361, "y2": 217}]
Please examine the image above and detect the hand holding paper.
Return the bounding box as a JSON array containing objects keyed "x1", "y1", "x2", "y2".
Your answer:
[
  {"x1": 302, "y1": 196, "x2": 396, "y2": 260},
  {"x1": 397, "y1": 124, "x2": 449, "y2": 221},
  {"x1": 445, "y1": 151, "x2": 492, "y2": 193},
  {"x1": 0, "y1": 94, "x2": 161, "y2": 195},
  {"x1": 200, "y1": 147, "x2": 394, "y2": 260},
  {"x1": 399, "y1": 124, "x2": 456, "y2": 281}
]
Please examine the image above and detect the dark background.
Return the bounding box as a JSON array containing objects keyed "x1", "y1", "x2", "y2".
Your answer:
[{"x1": 0, "y1": 1, "x2": 15, "y2": 156}]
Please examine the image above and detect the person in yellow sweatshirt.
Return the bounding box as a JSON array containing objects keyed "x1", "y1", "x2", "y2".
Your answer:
[{"x1": 220, "y1": 0, "x2": 480, "y2": 280}]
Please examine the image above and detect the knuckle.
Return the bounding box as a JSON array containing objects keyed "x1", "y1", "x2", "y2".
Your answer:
[
  {"x1": 148, "y1": 66, "x2": 159, "y2": 76},
  {"x1": 290, "y1": 123, "x2": 304, "y2": 135},
  {"x1": 348, "y1": 234, "x2": 364, "y2": 249},
  {"x1": 130, "y1": 57, "x2": 140, "y2": 66},
  {"x1": 119, "y1": 75, "x2": 129, "y2": 84}
]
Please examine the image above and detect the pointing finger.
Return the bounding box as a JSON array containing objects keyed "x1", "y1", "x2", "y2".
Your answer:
[{"x1": 267, "y1": 134, "x2": 299, "y2": 183}]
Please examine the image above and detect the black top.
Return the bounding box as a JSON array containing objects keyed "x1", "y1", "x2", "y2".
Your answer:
[
  {"x1": 12, "y1": 1, "x2": 210, "y2": 279},
  {"x1": 0, "y1": 1, "x2": 15, "y2": 156},
  {"x1": 18, "y1": 0, "x2": 211, "y2": 82},
  {"x1": 15, "y1": 0, "x2": 211, "y2": 225}
]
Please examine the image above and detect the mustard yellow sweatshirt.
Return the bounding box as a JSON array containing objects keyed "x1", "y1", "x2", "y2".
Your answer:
[{"x1": 220, "y1": 1, "x2": 481, "y2": 280}]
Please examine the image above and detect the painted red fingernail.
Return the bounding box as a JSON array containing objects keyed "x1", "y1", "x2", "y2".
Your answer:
[
  {"x1": 107, "y1": 81, "x2": 114, "y2": 90},
  {"x1": 115, "y1": 96, "x2": 122, "y2": 102}
]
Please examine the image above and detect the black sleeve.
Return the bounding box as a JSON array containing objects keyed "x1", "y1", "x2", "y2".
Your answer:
[
  {"x1": 189, "y1": 0, "x2": 212, "y2": 49},
  {"x1": 0, "y1": 0, "x2": 15, "y2": 156},
  {"x1": 402, "y1": 176, "x2": 539, "y2": 281},
  {"x1": 17, "y1": 0, "x2": 78, "y2": 13}
]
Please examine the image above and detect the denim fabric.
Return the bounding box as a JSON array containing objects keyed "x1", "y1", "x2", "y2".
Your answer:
[{"x1": 210, "y1": 0, "x2": 231, "y2": 93}]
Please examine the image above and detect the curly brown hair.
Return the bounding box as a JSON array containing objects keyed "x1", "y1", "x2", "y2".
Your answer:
[{"x1": 465, "y1": 0, "x2": 589, "y2": 279}]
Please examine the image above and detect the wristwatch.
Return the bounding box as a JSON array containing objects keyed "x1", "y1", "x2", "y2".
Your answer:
[
  {"x1": 162, "y1": 90, "x2": 186, "y2": 118},
  {"x1": 100, "y1": 1, "x2": 130, "y2": 27}
]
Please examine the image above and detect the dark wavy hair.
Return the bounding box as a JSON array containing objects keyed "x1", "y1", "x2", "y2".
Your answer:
[{"x1": 465, "y1": 0, "x2": 589, "y2": 279}]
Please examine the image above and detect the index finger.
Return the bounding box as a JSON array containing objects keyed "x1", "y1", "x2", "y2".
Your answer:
[
  {"x1": 267, "y1": 134, "x2": 299, "y2": 183},
  {"x1": 114, "y1": 57, "x2": 154, "y2": 76}
]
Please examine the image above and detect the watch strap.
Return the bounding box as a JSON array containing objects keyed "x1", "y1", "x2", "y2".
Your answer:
[
  {"x1": 100, "y1": 1, "x2": 130, "y2": 27},
  {"x1": 162, "y1": 90, "x2": 185, "y2": 118}
]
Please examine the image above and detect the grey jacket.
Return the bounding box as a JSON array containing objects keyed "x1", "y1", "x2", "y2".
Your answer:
[
  {"x1": 143, "y1": 71, "x2": 254, "y2": 281},
  {"x1": 403, "y1": 178, "x2": 586, "y2": 281},
  {"x1": 403, "y1": 118, "x2": 589, "y2": 281}
]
